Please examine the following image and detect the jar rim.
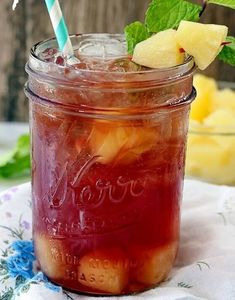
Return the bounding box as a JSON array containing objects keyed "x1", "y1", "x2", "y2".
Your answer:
[{"x1": 27, "y1": 33, "x2": 196, "y2": 86}]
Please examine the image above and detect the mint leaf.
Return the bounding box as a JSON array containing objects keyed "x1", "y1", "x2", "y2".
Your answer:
[
  {"x1": 208, "y1": 0, "x2": 235, "y2": 9},
  {"x1": 145, "y1": 0, "x2": 202, "y2": 33},
  {"x1": 124, "y1": 21, "x2": 150, "y2": 54},
  {"x1": 0, "y1": 134, "x2": 31, "y2": 178},
  {"x1": 218, "y1": 36, "x2": 235, "y2": 66}
]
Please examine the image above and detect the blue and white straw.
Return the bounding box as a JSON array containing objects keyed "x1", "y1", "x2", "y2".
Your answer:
[
  {"x1": 13, "y1": 0, "x2": 75, "y2": 58},
  {"x1": 44, "y1": 0, "x2": 74, "y2": 57}
]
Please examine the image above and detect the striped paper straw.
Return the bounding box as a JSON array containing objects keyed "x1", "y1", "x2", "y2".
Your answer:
[
  {"x1": 13, "y1": 0, "x2": 74, "y2": 57},
  {"x1": 44, "y1": 0, "x2": 74, "y2": 57}
]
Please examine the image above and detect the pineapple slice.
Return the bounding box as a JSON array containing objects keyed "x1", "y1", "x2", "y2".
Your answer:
[
  {"x1": 132, "y1": 243, "x2": 177, "y2": 286},
  {"x1": 132, "y1": 29, "x2": 185, "y2": 68},
  {"x1": 78, "y1": 248, "x2": 128, "y2": 294},
  {"x1": 34, "y1": 234, "x2": 66, "y2": 279},
  {"x1": 190, "y1": 74, "x2": 217, "y2": 121},
  {"x1": 204, "y1": 109, "x2": 235, "y2": 130},
  {"x1": 89, "y1": 122, "x2": 156, "y2": 164},
  {"x1": 186, "y1": 133, "x2": 235, "y2": 185},
  {"x1": 212, "y1": 89, "x2": 235, "y2": 113},
  {"x1": 187, "y1": 75, "x2": 235, "y2": 185},
  {"x1": 187, "y1": 106, "x2": 235, "y2": 185},
  {"x1": 176, "y1": 21, "x2": 228, "y2": 70}
]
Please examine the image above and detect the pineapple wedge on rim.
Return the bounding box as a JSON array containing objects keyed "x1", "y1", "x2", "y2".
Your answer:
[
  {"x1": 132, "y1": 29, "x2": 185, "y2": 68},
  {"x1": 176, "y1": 21, "x2": 228, "y2": 70}
]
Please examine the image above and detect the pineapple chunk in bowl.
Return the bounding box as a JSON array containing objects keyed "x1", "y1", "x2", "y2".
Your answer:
[{"x1": 186, "y1": 75, "x2": 235, "y2": 186}]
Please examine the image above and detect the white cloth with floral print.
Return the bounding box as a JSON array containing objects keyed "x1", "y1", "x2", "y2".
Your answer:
[{"x1": 0, "y1": 179, "x2": 235, "y2": 300}]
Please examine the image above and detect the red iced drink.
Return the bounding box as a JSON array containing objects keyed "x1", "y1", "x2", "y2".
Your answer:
[{"x1": 26, "y1": 34, "x2": 195, "y2": 295}]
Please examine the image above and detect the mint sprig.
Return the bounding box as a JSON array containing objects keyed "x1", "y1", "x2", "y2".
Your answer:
[
  {"x1": 145, "y1": 0, "x2": 201, "y2": 33},
  {"x1": 124, "y1": 22, "x2": 150, "y2": 55},
  {"x1": 0, "y1": 134, "x2": 31, "y2": 178},
  {"x1": 207, "y1": 0, "x2": 235, "y2": 9},
  {"x1": 124, "y1": 0, "x2": 235, "y2": 67},
  {"x1": 125, "y1": 0, "x2": 202, "y2": 54},
  {"x1": 218, "y1": 36, "x2": 235, "y2": 66}
]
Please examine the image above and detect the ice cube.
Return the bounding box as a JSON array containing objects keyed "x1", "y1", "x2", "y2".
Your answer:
[
  {"x1": 107, "y1": 58, "x2": 145, "y2": 72},
  {"x1": 76, "y1": 35, "x2": 127, "y2": 59}
]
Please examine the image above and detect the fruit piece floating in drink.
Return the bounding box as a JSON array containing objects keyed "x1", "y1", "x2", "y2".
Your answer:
[{"x1": 13, "y1": 0, "x2": 235, "y2": 295}]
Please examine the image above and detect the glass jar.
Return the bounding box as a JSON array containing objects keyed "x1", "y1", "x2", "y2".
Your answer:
[{"x1": 25, "y1": 34, "x2": 196, "y2": 295}]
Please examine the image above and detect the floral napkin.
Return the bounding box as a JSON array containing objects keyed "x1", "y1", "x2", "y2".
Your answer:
[{"x1": 0, "y1": 179, "x2": 235, "y2": 300}]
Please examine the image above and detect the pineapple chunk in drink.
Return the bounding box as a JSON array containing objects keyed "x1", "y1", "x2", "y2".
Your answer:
[
  {"x1": 132, "y1": 29, "x2": 185, "y2": 68},
  {"x1": 34, "y1": 234, "x2": 66, "y2": 279},
  {"x1": 78, "y1": 248, "x2": 128, "y2": 294},
  {"x1": 132, "y1": 243, "x2": 177, "y2": 286},
  {"x1": 88, "y1": 122, "x2": 156, "y2": 164}
]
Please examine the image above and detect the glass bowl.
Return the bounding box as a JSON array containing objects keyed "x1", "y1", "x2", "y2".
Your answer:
[
  {"x1": 186, "y1": 80, "x2": 235, "y2": 186},
  {"x1": 186, "y1": 122, "x2": 235, "y2": 186}
]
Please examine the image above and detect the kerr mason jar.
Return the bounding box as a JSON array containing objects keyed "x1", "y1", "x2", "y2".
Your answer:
[{"x1": 25, "y1": 34, "x2": 196, "y2": 295}]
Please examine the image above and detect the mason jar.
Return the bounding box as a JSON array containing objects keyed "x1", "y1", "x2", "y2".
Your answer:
[{"x1": 25, "y1": 34, "x2": 196, "y2": 295}]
